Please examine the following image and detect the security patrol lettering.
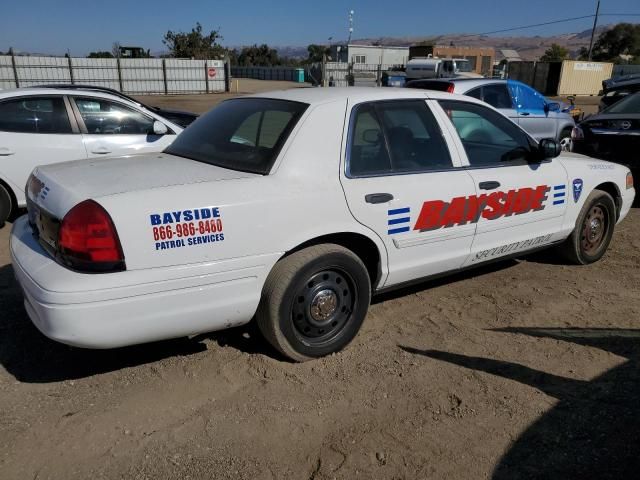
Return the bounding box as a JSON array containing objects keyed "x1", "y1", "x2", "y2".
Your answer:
[{"x1": 414, "y1": 185, "x2": 550, "y2": 231}]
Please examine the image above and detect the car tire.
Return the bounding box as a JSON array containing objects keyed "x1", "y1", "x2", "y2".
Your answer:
[
  {"x1": 0, "y1": 184, "x2": 12, "y2": 228},
  {"x1": 559, "y1": 128, "x2": 572, "y2": 151},
  {"x1": 559, "y1": 189, "x2": 616, "y2": 265},
  {"x1": 256, "y1": 244, "x2": 371, "y2": 362}
]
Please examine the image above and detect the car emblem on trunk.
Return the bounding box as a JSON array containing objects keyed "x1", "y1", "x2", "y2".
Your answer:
[
  {"x1": 572, "y1": 178, "x2": 584, "y2": 203},
  {"x1": 621, "y1": 121, "x2": 631, "y2": 130}
]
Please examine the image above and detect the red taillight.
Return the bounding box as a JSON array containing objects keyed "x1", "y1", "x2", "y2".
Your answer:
[
  {"x1": 58, "y1": 200, "x2": 125, "y2": 272},
  {"x1": 446, "y1": 83, "x2": 455, "y2": 93}
]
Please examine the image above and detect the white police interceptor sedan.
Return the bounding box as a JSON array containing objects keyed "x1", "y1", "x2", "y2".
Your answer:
[{"x1": 11, "y1": 88, "x2": 635, "y2": 361}]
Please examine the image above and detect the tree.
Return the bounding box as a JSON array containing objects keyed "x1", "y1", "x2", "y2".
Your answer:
[
  {"x1": 112, "y1": 42, "x2": 121, "y2": 58},
  {"x1": 580, "y1": 23, "x2": 640, "y2": 63},
  {"x1": 237, "y1": 44, "x2": 281, "y2": 66},
  {"x1": 306, "y1": 44, "x2": 329, "y2": 63},
  {"x1": 87, "y1": 51, "x2": 114, "y2": 58},
  {"x1": 540, "y1": 43, "x2": 569, "y2": 62},
  {"x1": 163, "y1": 23, "x2": 226, "y2": 59}
]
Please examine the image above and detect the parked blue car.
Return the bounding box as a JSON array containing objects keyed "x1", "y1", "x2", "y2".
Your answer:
[{"x1": 406, "y1": 78, "x2": 575, "y2": 150}]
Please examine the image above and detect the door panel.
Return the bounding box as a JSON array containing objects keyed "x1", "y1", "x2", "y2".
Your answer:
[
  {"x1": 340, "y1": 99, "x2": 477, "y2": 287},
  {"x1": 0, "y1": 96, "x2": 86, "y2": 206},
  {"x1": 464, "y1": 163, "x2": 568, "y2": 267},
  {"x1": 72, "y1": 96, "x2": 176, "y2": 159},
  {"x1": 436, "y1": 98, "x2": 568, "y2": 267}
]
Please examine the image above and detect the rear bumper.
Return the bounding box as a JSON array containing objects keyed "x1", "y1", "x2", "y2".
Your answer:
[{"x1": 10, "y1": 216, "x2": 277, "y2": 348}]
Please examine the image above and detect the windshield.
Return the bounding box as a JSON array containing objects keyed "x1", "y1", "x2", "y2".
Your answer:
[
  {"x1": 605, "y1": 92, "x2": 640, "y2": 114},
  {"x1": 165, "y1": 98, "x2": 308, "y2": 174}
]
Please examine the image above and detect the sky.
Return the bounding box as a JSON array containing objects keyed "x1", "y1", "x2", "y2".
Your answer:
[{"x1": 1, "y1": 0, "x2": 639, "y2": 56}]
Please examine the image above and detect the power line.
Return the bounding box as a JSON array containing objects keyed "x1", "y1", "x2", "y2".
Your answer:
[
  {"x1": 455, "y1": 12, "x2": 640, "y2": 39},
  {"x1": 457, "y1": 15, "x2": 596, "y2": 38}
]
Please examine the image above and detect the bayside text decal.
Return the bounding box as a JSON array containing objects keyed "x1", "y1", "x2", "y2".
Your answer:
[
  {"x1": 149, "y1": 207, "x2": 224, "y2": 251},
  {"x1": 414, "y1": 185, "x2": 551, "y2": 232}
]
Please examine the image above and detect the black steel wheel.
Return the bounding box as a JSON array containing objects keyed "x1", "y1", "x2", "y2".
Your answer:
[
  {"x1": 291, "y1": 268, "x2": 357, "y2": 345},
  {"x1": 257, "y1": 244, "x2": 371, "y2": 362},
  {"x1": 559, "y1": 189, "x2": 616, "y2": 265}
]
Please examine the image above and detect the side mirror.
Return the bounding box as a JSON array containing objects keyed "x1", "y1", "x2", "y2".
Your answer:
[
  {"x1": 546, "y1": 102, "x2": 561, "y2": 112},
  {"x1": 153, "y1": 120, "x2": 168, "y2": 135},
  {"x1": 539, "y1": 138, "x2": 562, "y2": 159}
]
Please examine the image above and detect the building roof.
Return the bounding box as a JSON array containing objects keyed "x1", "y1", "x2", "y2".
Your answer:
[{"x1": 500, "y1": 49, "x2": 522, "y2": 62}]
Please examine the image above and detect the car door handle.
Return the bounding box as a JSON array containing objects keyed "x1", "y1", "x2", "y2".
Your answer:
[
  {"x1": 0, "y1": 148, "x2": 15, "y2": 156},
  {"x1": 365, "y1": 193, "x2": 394, "y2": 204},
  {"x1": 91, "y1": 147, "x2": 112, "y2": 154},
  {"x1": 519, "y1": 112, "x2": 530, "y2": 116},
  {"x1": 479, "y1": 181, "x2": 501, "y2": 191}
]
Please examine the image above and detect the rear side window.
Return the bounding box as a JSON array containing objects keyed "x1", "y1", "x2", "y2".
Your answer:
[
  {"x1": 74, "y1": 97, "x2": 155, "y2": 135},
  {"x1": 348, "y1": 100, "x2": 452, "y2": 177},
  {"x1": 406, "y1": 81, "x2": 452, "y2": 92},
  {"x1": 439, "y1": 100, "x2": 533, "y2": 167},
  {"x1": 481, "y1": 84, "x2": 513, "y2": 109},
  {"x1": 165, "y1": 98, "x2": 307, "y2": 175},
  {"x1": 466, "y1": 87, "x2": 483, "y2": 100},
  {"x1": 0, "y1": 97, "x2": 71, "y2": 133}
]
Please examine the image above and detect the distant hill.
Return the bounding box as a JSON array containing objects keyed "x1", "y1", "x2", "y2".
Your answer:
[{"x1": 274, "y1": 25, "x2": 614, "y2": 61}]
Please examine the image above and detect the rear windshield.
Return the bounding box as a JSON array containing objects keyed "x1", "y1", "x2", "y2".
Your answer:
[
  {"x1": 406, "y1": 81, "x2": 452, "y2": 91},
  {"x1": 604, "y1": 92, "x2": 640, "y2": 115},
  {"x1": 165, "y1": 98, "x2": 308, "y2": 174}
]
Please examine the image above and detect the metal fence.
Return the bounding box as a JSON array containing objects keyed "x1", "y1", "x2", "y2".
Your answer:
[
  {"x1": 230, "y1": 66, "x2": 306, "y2": 83},
  {"x1": 507, "y1": 61, "x2": 563, "y2": 96},
  {"x1": 325, "y1": 62, "x2": 403, "y2": 87},
  {"x1": 0, "y1": 55, "x2": 229, "y2": 94}
]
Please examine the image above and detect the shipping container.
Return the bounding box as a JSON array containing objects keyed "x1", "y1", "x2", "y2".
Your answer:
[{"x1": 557, "y1": 60, "x2": 614, "y2": 96}]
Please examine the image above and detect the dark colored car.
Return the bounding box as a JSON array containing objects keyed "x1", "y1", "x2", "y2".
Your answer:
[
  {"x1": 599, "y1": 74, "x2": 640, "y2": 112},
  {"x1": 40, "y1": 84, "x2": 199, "y2": 127},
  {"x1": 572, "y1": 91, "x2": 640, "y2": 170}
]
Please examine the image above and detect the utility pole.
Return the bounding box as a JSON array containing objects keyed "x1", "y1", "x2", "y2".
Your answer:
[
  {"x1": 348, "y1": 10, "x2": 354, "y2": 44},
  {"x1": 587, "y1": 0, "x2": 601, "y2": 61}
]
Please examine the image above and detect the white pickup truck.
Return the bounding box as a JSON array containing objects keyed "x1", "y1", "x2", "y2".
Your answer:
[{"x1": 11, "y1": 88, "x2": 635, "y2": 361}]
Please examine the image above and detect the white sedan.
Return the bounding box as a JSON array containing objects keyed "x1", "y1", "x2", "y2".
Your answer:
[
  {"x1": 10, "y1": 88, "x2": 635, "y2": 361},
  {"x1": 0, "y1": 87, "x2": 183, "y2": 225}
]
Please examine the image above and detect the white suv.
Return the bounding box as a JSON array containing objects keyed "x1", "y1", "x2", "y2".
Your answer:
[{"x1": 0, "y1": 88, "x2": 183, "y2": 225}]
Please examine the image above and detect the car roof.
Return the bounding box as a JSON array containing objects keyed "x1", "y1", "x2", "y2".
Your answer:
[
  {"x1": 0, "y1": 87, "x2": 141, "y2": 106},
  {"x1": 243, "y1": 86, "x2": 476, "y2": 106}
]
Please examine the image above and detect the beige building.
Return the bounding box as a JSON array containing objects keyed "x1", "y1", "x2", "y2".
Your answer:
[{"x1": 430, "y1": 46, "x2": 496, "y2": 76}]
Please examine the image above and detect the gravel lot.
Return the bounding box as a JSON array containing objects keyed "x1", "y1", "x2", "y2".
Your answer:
[{"x1": 1, "y1": 85, "x2": 638, "y2": 479}]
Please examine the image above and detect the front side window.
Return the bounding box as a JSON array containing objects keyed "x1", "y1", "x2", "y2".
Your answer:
[
  {"x1": 439, "y1": 100, "x2": 533, "y2": 167},
  {"x1": 0, "y1": 97, "x2": 71, "y2": 134},
  {"x1": 348, "y1": 100, "x2": 452, "y2": 176},
  {"x1": 74, "y1": 97, "x2": 155, "y2": 134},
  {"x1": 165, "y1": 98, "x2": 307, "y2": 175},
  {"x1": 510, "y1": 82, "x2": 546, "y2": 112},
  {"x1": 605, "y1": 92, "x2": 640, "y2": 114}
]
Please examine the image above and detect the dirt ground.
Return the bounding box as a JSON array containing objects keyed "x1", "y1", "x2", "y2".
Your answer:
[{"x1": 1, "y1": 84, "x2": 639, "y2": 479}]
